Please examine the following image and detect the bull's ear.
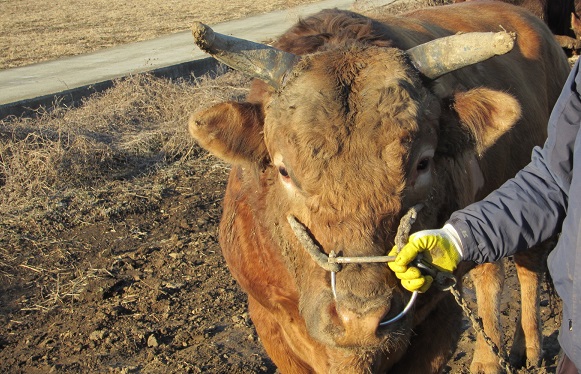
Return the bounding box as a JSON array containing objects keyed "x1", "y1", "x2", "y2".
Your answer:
[
  {"x1": 450, "y1": 87, "x2": 521, "y2": 156},
  {"x1": 189, "y1": 101, "x2": 268, "y2": 166}
]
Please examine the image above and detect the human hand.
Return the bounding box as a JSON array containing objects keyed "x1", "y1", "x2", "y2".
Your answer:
[{"x1": 388, "y1": 227, "x2": 462, "y2": 292}]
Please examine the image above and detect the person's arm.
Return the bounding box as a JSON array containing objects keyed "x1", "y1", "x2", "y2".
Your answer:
[{"x1": 451, "y1": 60, "x2": 579, "y2": 263}]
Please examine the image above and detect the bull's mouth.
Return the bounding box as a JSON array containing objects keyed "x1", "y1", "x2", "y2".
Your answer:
[
  {"x1": 287, "y1": 205, "x2": 423, "y2": 328},
  {"x1": 319, "y1": 285, "x2": 415, "y2": 349},
  {"x1": 328, "y1": 267, "x2": 418, "y2": 327}
]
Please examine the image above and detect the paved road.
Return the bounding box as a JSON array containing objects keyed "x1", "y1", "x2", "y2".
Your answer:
[{"x1": 0, "y1": 0, "x2": 365, "y2": 118}]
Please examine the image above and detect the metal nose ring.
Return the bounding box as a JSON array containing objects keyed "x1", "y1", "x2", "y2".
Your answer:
[{"x1": 328, "y1": 252, "x2": 418, "y2": 326}]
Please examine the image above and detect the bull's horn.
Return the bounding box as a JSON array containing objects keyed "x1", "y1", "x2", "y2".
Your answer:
[
  {"x1": 406, "y1": 31, "x2": 516, "y2": 79},
  {"x1": 192, "y1": 22, "x2": 299, "y2": 89}
]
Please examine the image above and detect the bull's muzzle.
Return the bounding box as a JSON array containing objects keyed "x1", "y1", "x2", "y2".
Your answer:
[{"x1": 286, "y1": 204, "x2": 424, "y2": 326}]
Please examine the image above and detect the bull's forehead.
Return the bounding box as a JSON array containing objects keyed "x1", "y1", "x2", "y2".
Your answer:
[{"x1": 263, "y1": 46, "x2": 438, "y2": 201}]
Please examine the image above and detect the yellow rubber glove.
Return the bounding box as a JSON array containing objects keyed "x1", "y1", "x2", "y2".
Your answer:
[{"x1": 388, "y1": 225, "x2": 463, "y2": 292}]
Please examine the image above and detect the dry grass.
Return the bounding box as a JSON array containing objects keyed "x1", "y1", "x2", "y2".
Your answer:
[
  {"x1": 0, "y1": 0, "x2": 320, "y2": 69},
  {"x1": 0, "y1": 68, "x2": 246, "y2": 206},
  {"x1": 0, "y1": 69, "x2": 247, "y2": 280}
]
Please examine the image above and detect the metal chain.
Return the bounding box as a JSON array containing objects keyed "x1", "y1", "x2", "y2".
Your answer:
[
  {"x1": 394, "y1": 206, "x2": 515, "y2": 374},
  {"x1": 447, "y1": 286, "x2": 514, "y2": 374}
]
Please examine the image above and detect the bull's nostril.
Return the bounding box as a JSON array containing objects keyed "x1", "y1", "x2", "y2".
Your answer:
[
  {"x1": 335, "y1": 304, "x2": 391, "y2": 345},
  {"x1": 327, "y1": 302, "x2": 343, "y2": 328}
]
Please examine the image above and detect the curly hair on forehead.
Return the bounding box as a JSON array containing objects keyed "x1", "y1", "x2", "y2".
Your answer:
[{"x1": 273, "y1": 8, "x2": 394, "y2": 55}]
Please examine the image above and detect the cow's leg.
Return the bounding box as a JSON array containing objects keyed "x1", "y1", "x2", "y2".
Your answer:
[
  {"x1": 469, "y1": 262, "x2": 504, "y2": 374},
  {"x1": 508, "y1": 245, "x2": 547, "y2": 368},
  {"x1": 390, "y1": 293, "x2": 463, "y2": 374}
]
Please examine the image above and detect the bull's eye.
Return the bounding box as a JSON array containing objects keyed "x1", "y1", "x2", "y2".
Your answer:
[
  {"x1": 278, "y1": 165, "x2": 291, "y2": 180},
  {"x1": 417, "y1": 157, "x2": 431, "y2": 172},
  {"x1": 273, "y1": 153, "x2": 294, "y2": 188}
]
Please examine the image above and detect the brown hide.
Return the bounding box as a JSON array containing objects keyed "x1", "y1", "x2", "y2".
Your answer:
[
  {"x1": 455, "y1": 0, "x2": 581, "y2": 51},
  {"x1": 189, "y1": 1, "x2": 569, "y2": 373},
  {"x1": 453, "y1": 0, "x2": 575, "y2": 36}
]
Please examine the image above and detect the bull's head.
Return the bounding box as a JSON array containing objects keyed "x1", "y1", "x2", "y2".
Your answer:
[{"x1": 188, "y1": 19, "x2": 520, "y2": 357}]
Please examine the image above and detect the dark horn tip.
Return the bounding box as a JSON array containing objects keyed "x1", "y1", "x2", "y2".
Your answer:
[
  {"x1": 191, "y1": 22, "x2": 214, "y2": 49},
  {"x1": 494, "y1": 31, "x2": 516, "y2": 55}
]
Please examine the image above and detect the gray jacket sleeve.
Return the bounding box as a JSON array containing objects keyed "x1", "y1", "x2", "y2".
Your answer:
[{"x1": 447, "y1": 61, "x2": 580, "y2": 264}]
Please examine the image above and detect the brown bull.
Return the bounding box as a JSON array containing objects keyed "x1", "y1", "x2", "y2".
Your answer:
[{"x1": 188, "y1": 1, "x2": 569, "y2": 372}]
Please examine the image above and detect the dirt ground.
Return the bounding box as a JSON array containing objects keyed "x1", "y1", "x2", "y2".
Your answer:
[{"x1": 0, "y1": 0, "x2": 568, "y2": 373}]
